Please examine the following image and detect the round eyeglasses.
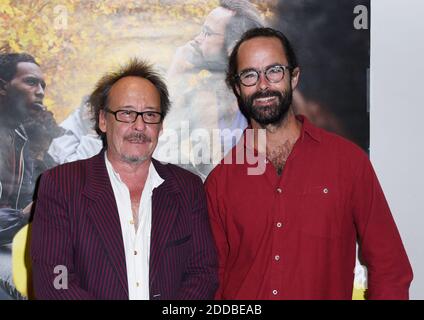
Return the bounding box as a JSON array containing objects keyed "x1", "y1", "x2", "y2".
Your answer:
[
  {"x1": 236, "y1": 64, "x2": 292, "y2": 87},
  {"x1": 106, "y1": 109, "x2": 163, "y2": 124}
]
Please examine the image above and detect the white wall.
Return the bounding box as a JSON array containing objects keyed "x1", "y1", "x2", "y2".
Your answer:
[{"x1": 371, "y1": 0, "x2": 424, "y2": 299}]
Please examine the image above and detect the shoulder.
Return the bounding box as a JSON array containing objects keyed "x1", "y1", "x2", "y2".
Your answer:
[
  {"x1": 204, "y1": 150, "x2": 238, "y2": 192},
  {"x1": 41, "y1": 153, "x2": 101, "y2": 188},
  {"x1": 309, "y1": 125, "x2": 374, "y2": 180},
  {"x1": 44, "y1": 157, "x2": 87, "y2": 178},
  {"x1": 153, "y1": 160, "x2": 207, "y2": 207},
  {"x1": 318, "y1": 127, "x2": 369, "y2": 162},
  {"x1": 300, "y1": 115, "x2": 367, "y2": 159},
  {"x1": 153, "y1": 159, "x2": 203, "y2": 188}
]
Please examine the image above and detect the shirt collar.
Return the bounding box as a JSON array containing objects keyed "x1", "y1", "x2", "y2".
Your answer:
[
  {"x1": 242, "y1": 114, "x2": 322, "y2": 152},
  {"x1": 104, "y1": 152, "x2": 164, "y2": 189},
  {"x1": 296, "y1": 115, "x2": 322, "y2": 143}
]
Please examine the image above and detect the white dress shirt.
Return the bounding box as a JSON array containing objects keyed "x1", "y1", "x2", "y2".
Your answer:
[{"x1": 105, "y1": 153, "x2": 164, "y2": 300}]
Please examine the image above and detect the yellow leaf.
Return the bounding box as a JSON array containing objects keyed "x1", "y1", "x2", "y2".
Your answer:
[{"x1": 9, "y1": 39, "x2": 21, "y2": 52}]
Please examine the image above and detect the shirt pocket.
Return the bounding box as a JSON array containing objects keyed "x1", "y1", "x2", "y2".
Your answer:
[{"x1": 298, "y1": 185, "x2": 342, "y2": 239}]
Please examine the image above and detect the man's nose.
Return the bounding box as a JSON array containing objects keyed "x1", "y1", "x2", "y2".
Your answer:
[
  {"x1": 133, "y1": 114, "x2": 147, "y2": 130},
  {"x1": 257, "y1": 72, "x2": 270, "y2": 91},
  {"x1": 194, "y1": 32, "x2": 204, "y2": 43},
  {"x1": 35, "y1": 83, "x2": 45, "y2": 99}
]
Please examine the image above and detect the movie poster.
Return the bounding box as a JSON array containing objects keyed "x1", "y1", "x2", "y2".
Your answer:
[{"x1": 0, "y1": 0, "x2": 369, "y2": 300}]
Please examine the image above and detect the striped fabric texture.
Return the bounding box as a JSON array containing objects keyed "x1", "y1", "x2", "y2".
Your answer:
[{"x1": 30, "y1": 151, "x2": 218, "y2": 300}]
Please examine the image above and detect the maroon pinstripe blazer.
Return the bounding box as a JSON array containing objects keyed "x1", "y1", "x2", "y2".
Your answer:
[{"x1": 30, "y1": 151, "x2": 218, "y2": 300}]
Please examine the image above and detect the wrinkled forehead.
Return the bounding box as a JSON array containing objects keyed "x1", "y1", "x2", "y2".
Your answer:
[{"x1": 108, "y1": 76, "x2": 161, "y2": 108}]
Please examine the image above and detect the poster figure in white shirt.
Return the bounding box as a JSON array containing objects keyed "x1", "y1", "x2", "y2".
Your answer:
[{"x1": 48, "y1": 96, "x2": 102, "y2": 164}]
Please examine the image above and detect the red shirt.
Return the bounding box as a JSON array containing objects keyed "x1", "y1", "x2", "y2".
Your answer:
[{"x1": 205, "y1": 116, "x2": 412, "y2": 300}]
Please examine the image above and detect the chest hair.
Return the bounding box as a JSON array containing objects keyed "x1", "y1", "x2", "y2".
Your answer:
[{"x1": 267, "y1": 140, "x2": 295, "y2": 176}]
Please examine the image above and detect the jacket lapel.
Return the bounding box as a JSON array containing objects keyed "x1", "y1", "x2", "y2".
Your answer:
[
  {"x1": 82, "y1": 151, "x2": 128, "y2": 297},
  {"x1": 149, "y1": 159, "x2": 180, "y2": 287}
]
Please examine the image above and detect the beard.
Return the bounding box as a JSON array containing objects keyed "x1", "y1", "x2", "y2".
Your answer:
[
  {"x1": 121, "y1": 154, "x2": 148, "y2": 165},
  {"x1": 5, "y1": 96, "x2": 31, "y2": 123},
  {"x1": 22, "y1": 107, "x2": 65, "y2": 157},
  {"x1": 239, "y1": 87, "x2": 293, "y2": 127},
  {"x1": 188, "y1": 41, "x2": 227, "y2": 72},
  {"x1": 120, "y1": 132, "x2": 152, "y2": 165}
]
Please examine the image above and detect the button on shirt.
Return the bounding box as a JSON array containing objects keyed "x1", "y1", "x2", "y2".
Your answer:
[
  {"x1": 105, "y1": 153, "x2": 164, "y2": 300},
  {"x1": 205, "y1": 116, "x2": 412, "y2": 300}
]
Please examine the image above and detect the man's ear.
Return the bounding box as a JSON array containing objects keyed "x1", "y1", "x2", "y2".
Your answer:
[
  {"x1": 99, "y1": 109, "x2": 107, "y2": 133},
  {"x1": 235, "y1": 83, "x2": 241, "y2": 97},
  {"x1": 290, "y1": 67, "x2": 300, "y2": 90},
  {"x1": 0, "y1": 78, "x2": 8, "y2": 97}
]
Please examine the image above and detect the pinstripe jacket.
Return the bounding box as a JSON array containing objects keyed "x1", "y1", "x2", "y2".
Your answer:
[{"x1": 30, "y1": 150, "x2": 218, "y2": 300}]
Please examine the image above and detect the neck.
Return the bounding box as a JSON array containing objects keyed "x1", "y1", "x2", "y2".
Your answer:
[
  {"x1": 106, "y1": 152, "x2": 152, "y2": 233},
  {"x1": 0, "y1": 102, "x2": 21, "y2": 127},
  {"x1": 106, "y1": 151, "x2": 151, "y2": 183},
  {"x1": 251, "y1": 108, "x2": 301, "y2": 150},
  {"x1": 250, "y1": 108, "x2": 302, "y2": 175}
]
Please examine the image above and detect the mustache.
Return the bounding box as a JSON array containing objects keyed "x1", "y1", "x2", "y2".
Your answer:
[
  {"x1": 124, "y1": 132, "x2": 152, "y2": 143},
  {"x1": 27, "y1": 103, "x2": 47, "y2": 116},
  {"x1": 33, "y1": 102, "x2": 46, "y2": 110},
  {"x1": 251, "y1": 90, "x2": 283, "y2": 101}
]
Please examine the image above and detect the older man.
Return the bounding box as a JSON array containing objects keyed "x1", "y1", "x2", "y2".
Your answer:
[{"x1": 31, "y1": 59, "x2": 218, "y2": 300}]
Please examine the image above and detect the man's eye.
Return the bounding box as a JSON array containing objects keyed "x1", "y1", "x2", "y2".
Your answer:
[
  {"x1": 242, "y1": 72, "x2": 257, "y2": 79},
  {"x1": 201, "y1": 26, "x2": 210, "y2": 37},
  {"x1": 120, "y1": 111, "x2": 133, "y2": 116},
  {"x1": 268, "y1": 67, "x2": 283, "y2": 74},
  {"x1": 145, "y1": 112, "x2": 160, "y2": 119},
  {"x1": 25, "y1": 79, "x2": 37, "y2": 86}
]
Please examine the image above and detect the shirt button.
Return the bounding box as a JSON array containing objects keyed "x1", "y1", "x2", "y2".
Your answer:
[
  {"x1": 272, "y1": 290, "x2": 278, "y2": 295},
  {"x1": 274, "y1": 255, "x2": 280, "y2": 261},
  {"x1": 323, "y1": 188, "x2": 329, "y2": 194},
  {"x1": 134, "y1": 250, "x2": 138, "y2": 255},
  {"x1": 136, "y1": 282, "x2": 139, "y2": 287},
  {"x1": 276, "y1": 187, "x2": 282, "y2": 194},
  {"x1": 276, "y1": 222, "x2": 283, "y2": 228}
]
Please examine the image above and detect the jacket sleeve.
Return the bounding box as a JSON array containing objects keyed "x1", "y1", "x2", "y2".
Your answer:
[
  {"x1": 352, "y1": 154, "x2": 413, "y2": 299},
  {"x1": 30, "y1": 171, "x2": 95, "y2": 299},
  {"x1": 176, "y1": 175, "x2": 219, "y2": 299},
  {"x1": 0, "y1": 208, "x2": 28, "y2": 246}
]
